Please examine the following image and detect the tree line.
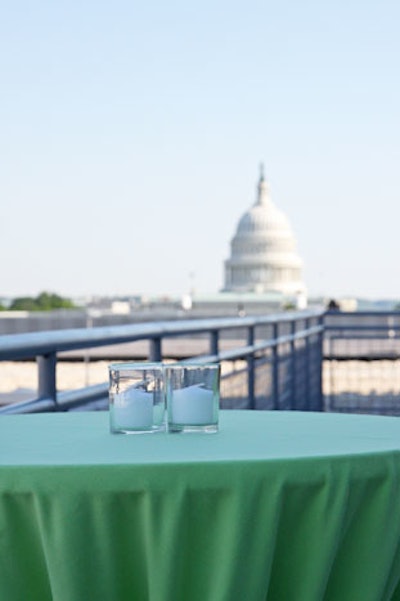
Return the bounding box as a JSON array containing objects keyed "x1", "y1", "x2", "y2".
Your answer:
[{"x1": 0, "y1": 292, "x2": 77, "y2": 312}]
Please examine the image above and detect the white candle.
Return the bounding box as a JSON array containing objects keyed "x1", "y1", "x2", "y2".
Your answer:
[
  {"x1": 171, "y1": 384, "x2": 215, "y2": 425},
  {"x1": 113, "y1": 388, "x2": 153, "y2": 429}
]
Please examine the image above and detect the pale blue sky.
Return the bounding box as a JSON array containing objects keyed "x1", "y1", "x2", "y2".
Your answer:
[{"x1": 1, "y1": 0, "x2": 399, "y2": 300}]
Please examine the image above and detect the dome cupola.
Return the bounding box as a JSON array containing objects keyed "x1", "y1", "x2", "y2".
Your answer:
[{"x1": 223, "y1": 166, "x2": 306, "y2": 296}]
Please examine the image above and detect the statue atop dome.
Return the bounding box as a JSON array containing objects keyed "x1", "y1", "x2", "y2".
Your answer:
[
  {"x1": 223, "y1": 167, "x2": 307, "y2": 299},
  {"x1": 256, "y1": 163, "x2": 272, "y2": 207}
]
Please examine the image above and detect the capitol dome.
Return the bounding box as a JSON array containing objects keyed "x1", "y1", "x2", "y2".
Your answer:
[{"x1": 223, "y1": 167, "x2": 306, "y2": 297}]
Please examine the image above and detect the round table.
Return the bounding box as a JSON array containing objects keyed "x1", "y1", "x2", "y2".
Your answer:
[{"x1": 1, "y1": 410, "x2": 400, "y2": 601}]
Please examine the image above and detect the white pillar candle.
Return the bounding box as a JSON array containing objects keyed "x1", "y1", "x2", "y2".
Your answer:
[
  {"x1": 113, "y1": 388, "x2": 153, "y2": 429},
  {"x1": 171, "y1": 384, "x2": 215, "y2": 425}
]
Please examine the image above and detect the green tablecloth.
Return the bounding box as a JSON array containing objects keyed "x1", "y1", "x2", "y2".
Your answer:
[{"x1": 1, "y1": 410, "x2": 400, "y2": 601}]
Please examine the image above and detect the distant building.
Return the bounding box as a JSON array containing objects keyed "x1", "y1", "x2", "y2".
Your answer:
[{"x1": 223, "y1": 166, "x2": 306, "y2": 300}]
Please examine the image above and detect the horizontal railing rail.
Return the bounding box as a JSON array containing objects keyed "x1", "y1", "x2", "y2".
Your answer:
[
  {"x1": 0, "y1": 310, "x2": 324, "y2": 414},
  {"x1": 326, "y1": 326, "x2": 400, "y2": 332}
]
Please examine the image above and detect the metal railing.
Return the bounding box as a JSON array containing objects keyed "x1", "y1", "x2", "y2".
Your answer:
[
  {"x1": 324, "y1": 310, "x2": 400, "y2": 414},
  {"x1": 0, "y1": 310, "x2": 324, "y2": 414}
]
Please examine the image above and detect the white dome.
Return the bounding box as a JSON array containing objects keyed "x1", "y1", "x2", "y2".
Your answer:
[{"x1": 224, "y1": 169, "x2": 306, "y2": 296}]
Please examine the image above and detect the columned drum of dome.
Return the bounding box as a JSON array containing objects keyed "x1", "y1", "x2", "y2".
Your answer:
[{"x1": 223, "y1": 168, "x2": 306, "y2": 297}]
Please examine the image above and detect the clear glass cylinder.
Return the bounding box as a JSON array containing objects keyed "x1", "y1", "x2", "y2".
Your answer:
[
  {"x1": 109, "y1": 363, "x2": 166, "y2": 434},
  {"x1": 165, "y1": 362, "x2": 220, "y2": 433}
]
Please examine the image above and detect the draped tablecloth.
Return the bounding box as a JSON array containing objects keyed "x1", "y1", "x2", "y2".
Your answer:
[{"x1": 1, "y1": 410, "x2": 400, "y2": 601}]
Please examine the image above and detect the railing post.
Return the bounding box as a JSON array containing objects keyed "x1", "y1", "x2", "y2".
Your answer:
[
  {"x1": 304, "y1": 317, "x2": 311, "y2": 409},
  {"x1": 37, "y1": 353, "x2": 57, "y2": 406},
  {"x1": 272, "y1": 322, "x2": 279, "y2": 409},
  {"x1": 290, "y1": 320, "x2": 296, "y2": 410},
  {"x1": 149, "y1": 338, "x2": 162, "y2": 362},
  {"x1": 210, "y1": 330, "x2": 219, "y2": 356},
  {"x1": 316, "y1": 313, "x2": 325, "y2": 411},
  {"x1": 247, "y1": 326, "x2": 255, "y2": 410}
]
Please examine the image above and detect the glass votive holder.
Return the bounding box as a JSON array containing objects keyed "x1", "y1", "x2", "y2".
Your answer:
[
  {"x1": 165, "y1": 362, "x2": 220, "y2": 433},
  {"x1": 109, "y1": 363, "x2": 166, "y2": 434}
]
